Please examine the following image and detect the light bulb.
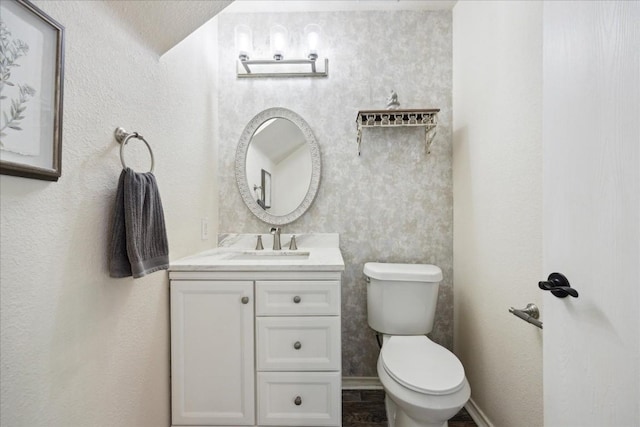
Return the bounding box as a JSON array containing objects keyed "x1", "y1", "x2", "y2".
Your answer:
[
  {"x1": 270, "y1": 25, "x2": 288, "y2": 60},
  {"x1": 308, "y1": 32, "x2": 319, "y2": 50},
  {"x1": 234, "y1": 25, "x2": 252, "y2": 61},
  {"x1": 304, "y1": 24, "x2": 322, "y2": 60}
]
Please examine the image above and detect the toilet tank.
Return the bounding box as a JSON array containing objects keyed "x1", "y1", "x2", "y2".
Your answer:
[{"x1": 364, "y1": 262, "x2": 443, "y2": 335}]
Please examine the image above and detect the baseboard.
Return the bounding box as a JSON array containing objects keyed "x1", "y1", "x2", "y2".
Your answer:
[
  {"x1": 342, "y1": 376, "x2": 383, "y2": 390},
  {"x1": 465, "y1": 398, "x2": 494, "y2": 427}
]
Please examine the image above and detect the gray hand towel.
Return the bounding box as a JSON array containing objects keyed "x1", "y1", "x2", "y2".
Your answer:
[{"x1": 109, "y1": 168, "x2": 169, "y2": 278}]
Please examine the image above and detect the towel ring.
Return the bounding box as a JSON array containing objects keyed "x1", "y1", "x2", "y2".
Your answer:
[{"x1": 114, "y1": 127, "x2": 155, "y2": 173}]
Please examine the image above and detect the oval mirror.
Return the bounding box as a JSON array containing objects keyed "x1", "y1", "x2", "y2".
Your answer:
[{"x1": 235, "y1": 108, "x2": 321, "y2": 225}]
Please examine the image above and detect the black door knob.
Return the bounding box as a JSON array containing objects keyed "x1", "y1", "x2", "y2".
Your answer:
[{"x1": 539, "y1": 272, "x2": 578, "y2": 298}]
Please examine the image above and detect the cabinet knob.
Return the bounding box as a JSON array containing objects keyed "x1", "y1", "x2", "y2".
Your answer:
[
  {"x1": 293, "y1": 296, "x2": 301, "y2": 304},
  {"x1": 294, "y1": 396, "x2": 302, "y2": 406},
  {"x1": 241, "y1": 296, "x2": 249, "y2": 304},
  {"x1": 293, "y1": 341, "x2": 302, "y2": 350}
]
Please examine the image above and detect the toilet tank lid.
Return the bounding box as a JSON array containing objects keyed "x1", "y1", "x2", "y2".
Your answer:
[{"x1": 364, "y1": 262, "x2": 443, "y2": 282}]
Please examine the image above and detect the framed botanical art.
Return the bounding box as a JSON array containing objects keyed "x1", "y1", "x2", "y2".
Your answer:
[{"x1": 0, "y1": 0, "x2": 64, "y2": 181}]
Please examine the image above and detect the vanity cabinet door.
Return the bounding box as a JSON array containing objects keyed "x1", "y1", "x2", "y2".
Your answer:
[{"x1": 171, "y1": 281, "x2": 254, "y2": 426}]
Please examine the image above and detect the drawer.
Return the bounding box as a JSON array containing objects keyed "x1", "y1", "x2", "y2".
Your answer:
[
  {"x1": 256, "y1": 317, "x2": 341, "y2": 371},
  {"x1": 256, "y1": 281, "x2": 340, "y2": 316},
  {"x1": 257, "y1": 372, "x2": 341, "y2": 426}
]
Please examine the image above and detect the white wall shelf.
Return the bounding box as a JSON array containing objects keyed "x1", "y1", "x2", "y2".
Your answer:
[{"x1": 356, "y1": 109, "x2": 440, "y2": 155}]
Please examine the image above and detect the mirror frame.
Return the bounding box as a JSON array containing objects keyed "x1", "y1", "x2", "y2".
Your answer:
[{"x1": 235, "y1": 107, "x2": 321, "y2": 225}]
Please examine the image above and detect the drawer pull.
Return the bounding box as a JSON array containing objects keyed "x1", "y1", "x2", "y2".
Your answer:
[
  {"x1": 294, "y1": 396, "x2": 302, "y2": 406},
  {"x1": 293, "y1": 296, "x2": 301, "y2": 304},
  {"x1": 293, "y1": 341, "x2": 302, "y2": 350},
  {"x1": 241, "y1": 296, "x2": 249, "y2": 304}
]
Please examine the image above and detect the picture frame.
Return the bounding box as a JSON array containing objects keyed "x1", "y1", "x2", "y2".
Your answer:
[
  {"x1": 0, "y1": 0, "x2": 64, "y2": 181},
  {"x1": 261, "y1": 168, "x2": 271, "y2": 209}
]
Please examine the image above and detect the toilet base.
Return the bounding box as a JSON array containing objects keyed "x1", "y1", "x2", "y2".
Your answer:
[{"x1": 386, "y1": 395, "x2": 447, "y2": 427}]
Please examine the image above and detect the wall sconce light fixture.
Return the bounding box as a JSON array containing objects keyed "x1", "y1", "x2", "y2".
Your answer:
[{"x1": 236, "y1": 23, "x2": 328, "y2": 78}]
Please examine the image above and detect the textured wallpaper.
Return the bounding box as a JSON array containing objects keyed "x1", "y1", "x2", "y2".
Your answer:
[{"x1": 217, "y1": 10, "x2": 452, "y2": 377}]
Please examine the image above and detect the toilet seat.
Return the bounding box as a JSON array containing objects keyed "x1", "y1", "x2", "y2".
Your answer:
[{"x1": 381, "y1": 335, "x2": 465, "y2": 396}]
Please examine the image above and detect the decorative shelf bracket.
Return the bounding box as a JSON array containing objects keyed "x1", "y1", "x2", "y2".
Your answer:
[{"x1": 355, "y1": 109, "x2": 440, "y2": 156}]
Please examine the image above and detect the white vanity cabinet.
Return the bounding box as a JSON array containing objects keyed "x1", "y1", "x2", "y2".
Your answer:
[{"x1": 170, "y1": 271, "x2": 342, "y2": 427}]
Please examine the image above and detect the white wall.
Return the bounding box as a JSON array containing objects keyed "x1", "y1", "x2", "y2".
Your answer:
[
  {"x1": 453, "y1": 2, "x2": 543, "y2": 426},
  {"x1": 273, "y1": 145, "x2": 311, "y2": 216},
  {"x1": 0, "y1": 2, "x2": 218, "y2": 426}
]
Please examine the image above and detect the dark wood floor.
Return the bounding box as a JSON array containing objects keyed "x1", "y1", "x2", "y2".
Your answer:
[{"x1": 343, "y1": 390, "x2": 477, "y2": 427}]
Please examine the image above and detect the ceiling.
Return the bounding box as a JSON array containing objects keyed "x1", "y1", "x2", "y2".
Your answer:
[
  {"x1": 222, "y1": 0, "x2": 457, "y2": 14},
  {"x1": 252, "y1": 118, "x2": 307, "y2": 164},
  {"x1": 103, "y1": 0, "x2": 233, "y2": 55},
  {"x1": 110, "y1": 0, "x2": 457, "y2": 56}
]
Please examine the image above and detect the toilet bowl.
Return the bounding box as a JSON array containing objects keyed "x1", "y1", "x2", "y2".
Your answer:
[
  {"x1": 377, "y1": 335, "x2": 470, "y2": 427},
  {"x1": 363, "y1": 262, "x2": 471, "y2": 427}
]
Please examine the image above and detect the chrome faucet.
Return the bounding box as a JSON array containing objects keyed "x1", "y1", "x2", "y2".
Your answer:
[{"x1": 270, "y1": 227, "x2": 281, "y2": 250}]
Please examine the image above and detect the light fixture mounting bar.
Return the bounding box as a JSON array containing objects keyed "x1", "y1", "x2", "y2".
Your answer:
[{"x1": 237, "y1": 58, "x2": 329, "y2": 78}]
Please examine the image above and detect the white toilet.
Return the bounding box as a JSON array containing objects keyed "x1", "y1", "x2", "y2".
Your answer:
[{"x1": 364, "y1": 262, "x2": 471, "y2": 427}]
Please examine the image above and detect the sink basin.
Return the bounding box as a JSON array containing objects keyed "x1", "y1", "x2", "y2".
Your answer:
[{"x1": 229, "y1": 251, "x2": 310, "y2": 261}]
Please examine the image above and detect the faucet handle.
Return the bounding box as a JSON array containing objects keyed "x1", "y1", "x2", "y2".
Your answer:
[
  {"x1": 255, "y1": 235, "x2": 264, "y2": 250},
  {"x1": 289, "y1": 235, "x2": 298, "y2": 250}
]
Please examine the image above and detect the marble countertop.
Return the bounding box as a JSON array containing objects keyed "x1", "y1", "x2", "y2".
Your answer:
[{"x1": 170, "y1": 233, "x2": 345, "y2": 272}]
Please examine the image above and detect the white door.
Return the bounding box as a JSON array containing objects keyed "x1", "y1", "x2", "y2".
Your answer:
[
  {"x1": 542, "y1": 2, "x2": 639, "y2": 426},
  {"x1": 171, "y1": 280, "x2": 255, "y2": 425}
]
